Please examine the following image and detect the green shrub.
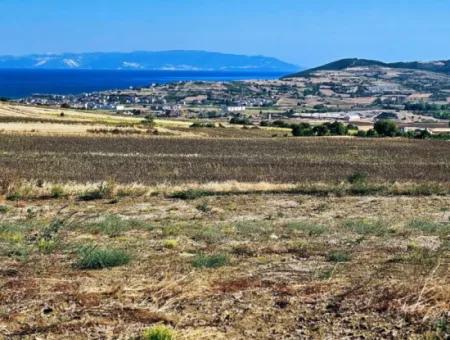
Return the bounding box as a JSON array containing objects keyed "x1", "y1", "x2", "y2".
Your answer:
[
  {"x1": 192, "y1": 253, "x2": 229, "y2": 268},
  {"x1": 326, "y1": 250, "x2": 351, "y2": 263},
  {"x1": 142, "y1": 325, "x2": 175, "y2": 340},
  {"x1": 76, "y1": 245, "x2": 130, "y2": 269},
  {"x1": 0, "y1": 205, "x2": 9, "y2": 214},
  {"x1": 190, "y1": 121, "x2": 216, "y2": 128}
]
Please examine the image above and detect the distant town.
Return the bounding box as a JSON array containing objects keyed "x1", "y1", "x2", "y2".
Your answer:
[{"x1": 14, "y1": 63, "x2": 450, "y2": 135}]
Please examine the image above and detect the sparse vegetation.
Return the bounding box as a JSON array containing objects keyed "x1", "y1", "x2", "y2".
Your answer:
[
  {"x1": 142, "y1": 325, "x2": 175, "y2": 340},
  {"x1": 285, "y1": 221, "x2": 327, "y2": 236},
  {"x1": 407, "y1": 219, "x2": 450, "y2": 235},
  {"x1": 192, "y1": 253, "x2": 229, "y2": 268},
  {"x1": 326, "y1": 250, "x2": 351, "y2": 262},
  {"x1": 75, "y1": 245, "x2": 130, "y2": 269},
  {"x1": 342, "y1": 219, "x2": 390, "y2": 236}
]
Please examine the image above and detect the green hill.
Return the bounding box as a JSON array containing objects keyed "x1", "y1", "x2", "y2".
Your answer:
[{"x1": 284, "y1": 58, "x2": 450, "y2": 78}]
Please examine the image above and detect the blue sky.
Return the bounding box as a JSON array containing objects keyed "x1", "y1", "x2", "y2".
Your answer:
[{"x1": 1, "y1": 0, "x2": 449, "y2": 67}]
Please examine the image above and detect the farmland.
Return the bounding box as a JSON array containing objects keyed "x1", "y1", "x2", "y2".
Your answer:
[
  {"x1": 1, "y1": 134, "x2": 450, "y2": 185},
  {"x1": 0, "y1": 103, "x2": 449, "y2": 339}
]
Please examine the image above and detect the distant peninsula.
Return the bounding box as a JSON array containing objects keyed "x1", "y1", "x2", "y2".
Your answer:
[{"x1": 0, "y1": 50, "x2": 300, "y2": 72}]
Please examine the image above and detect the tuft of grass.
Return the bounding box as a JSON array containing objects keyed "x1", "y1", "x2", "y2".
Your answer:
[
  {"x1": 342, "y1": 219, "x2": 390, "y2": 236},
  {"x1": 6, "y1": 191, "x2": 23, "y2": 201},
  {"x1": 78, "y1": 181, "x2": 116, "y2": 201},
  {"x1": 235, "y1": 220, "x2": 274, "y2": 239},
  {"x1": 407, "y1": 219, "x2": 450, "y2": 236},
  {"x1": 38, "y1": 239, "x2": 58, "y2": 254},
  {"x1": 387, "y1": 243, "x2": 440, "y2": 267},
  {"x1": 192, "y1": 253, "x2": 229, "y2": 269},
  {"x1": 142, "y1": 325, "x2": 175, "y2": 340},
  {"x1": 50, "y1": 184, "x2": 65, "y2": 198},
  {"x1": 162, "y1": 225, "x2": 183, "y2": 237},
  {"x1": 0, "y1": 205, "x2": 10, "y2": 214},
  {"x1": 83, "y1": 215, "x2": 151, "y2": 237},
  {"x1": 286, "y1": 221, "x2": 327, "y2": 236},
  {"x1": 163, "y1": 239, "x2": 178, "y2": 249},
  {"x1": 326, "y1": 250, "x2": 351, "y2": 263},
  {"x1": 191, "y1": 226, "x2": 224, "y2": 244},
  {"x1": 76, "y1": 245, "x2": 130, "y2": 269},
  {"x1": 3, "y1": 243, "x2": 31, "y2": 260},
  {"x1": 0, "y1": 222, "x2": 26, "y2": 244}
]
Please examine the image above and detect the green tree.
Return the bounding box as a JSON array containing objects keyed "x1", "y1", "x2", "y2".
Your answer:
[
  {"x1": 374, "y1": 120, "x2": 399, "y2": 137},
  {"x1": 292, "y1": 123, "x2": 313, "y2": 137},
  {"x1": 366, "y1": 129, "x2": 379, "y2": 138},
  {"x1": 313, "y1": 125, "x2": 330, "y2": 136}
]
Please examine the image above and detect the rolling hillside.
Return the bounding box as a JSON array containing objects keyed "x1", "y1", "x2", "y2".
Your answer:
[{"x1": 285, "y1": 58, "x2": 450, "y2": 77}]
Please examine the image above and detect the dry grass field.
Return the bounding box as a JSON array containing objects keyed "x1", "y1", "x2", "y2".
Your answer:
[
  {"x1": 1, "y1": 134, "x2": 449, "y2": 185},
  {"x1": 0, "y1": 193, "x2": 449, "y2": 339},
  {"x1": 0, "y1": 103, "x2": 449, "y2": 339}
]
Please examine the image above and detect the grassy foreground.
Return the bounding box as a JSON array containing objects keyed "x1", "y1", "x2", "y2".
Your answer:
[{"x1": 0, "y1": 190, "x2": 449, "y2": 338}]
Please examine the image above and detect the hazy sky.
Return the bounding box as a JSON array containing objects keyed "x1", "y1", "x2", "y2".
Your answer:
[{"x1": 1, "y1": 0, "x2": 450, "y2": 67}]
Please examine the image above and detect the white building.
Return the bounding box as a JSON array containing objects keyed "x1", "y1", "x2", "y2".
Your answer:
[
  {"x1": 227, "y1": 106, "x2": 246, "y2": 113},
  {"x1": 344, "y1": 114, "x2": 361, "y2": 122}
]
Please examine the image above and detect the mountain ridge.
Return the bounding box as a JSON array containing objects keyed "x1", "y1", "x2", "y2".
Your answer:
[
  {"x1": 0, "y1": 50, "x2": 299, "y2": 72},
  {"x1": 284, "y1": 58, "x2": 450, "y2": 78}
]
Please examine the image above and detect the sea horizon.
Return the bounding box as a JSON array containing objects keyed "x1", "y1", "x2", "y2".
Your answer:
[{"x1": 0, "y1": 69, "x2": 285, "y2": 99}]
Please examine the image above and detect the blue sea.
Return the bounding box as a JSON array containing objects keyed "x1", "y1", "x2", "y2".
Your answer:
[{"x1": 0, "y1": 69, "x2": 285, "y2": 99}]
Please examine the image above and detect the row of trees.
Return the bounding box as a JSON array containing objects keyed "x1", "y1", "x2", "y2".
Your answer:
[
  {"x1": 283, "y1": 119, "x2": 446, "y2": 140},
  {"x1": 291, "y1": 121, "x2": 353, "y2": 137},
  {"x1": 404, "y1": 102, "x2": 450, "y2": 120}
]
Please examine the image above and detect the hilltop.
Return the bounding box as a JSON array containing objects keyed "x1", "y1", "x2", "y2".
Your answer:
[
  {"x1": 285, "y1": 58, "x2": 450, "y2": 77},
  {"x1": 0, "y1": 50, "x2": 299, "y2": 72}
]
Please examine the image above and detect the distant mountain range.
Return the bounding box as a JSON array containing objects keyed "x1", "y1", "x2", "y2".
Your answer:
[
  {"x1": 285, "y1": 58, "x2": 450, "y2": 77},
  {"x1": 0, "y1": 50, "x2": 300, "y2": 72}
]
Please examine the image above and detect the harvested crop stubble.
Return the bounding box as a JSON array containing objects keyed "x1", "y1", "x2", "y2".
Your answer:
[{"x1": 0, "y1": 134, "x2": 449, "y2": 184}]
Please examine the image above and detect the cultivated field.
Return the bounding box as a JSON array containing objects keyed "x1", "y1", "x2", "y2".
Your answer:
[
  {"x1": 0, "y1": 104, "x2": 449, "y2": 339},
  {"x1": 1, "y1": 134, "x2": 450, "y2": 185}
]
